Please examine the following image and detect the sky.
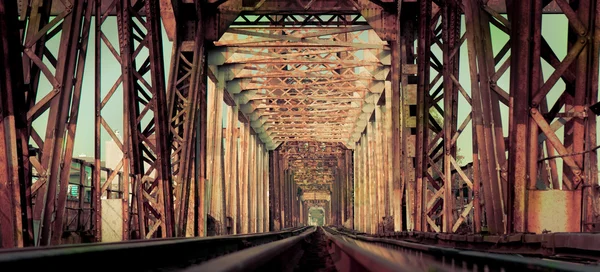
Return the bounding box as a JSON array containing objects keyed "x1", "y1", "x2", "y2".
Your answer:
[{"x1": 33, "y1": 14, "x2": 599, "y2": 183}]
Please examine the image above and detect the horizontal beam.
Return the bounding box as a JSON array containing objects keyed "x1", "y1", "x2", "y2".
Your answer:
[{"x1": 48, "y1": 0, "x2": 565, "y2": 16}]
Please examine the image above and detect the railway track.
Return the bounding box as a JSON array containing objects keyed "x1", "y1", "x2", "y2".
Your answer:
[
  {"x1": 0, "y1": 226, "x2": 310, "y2": 271},
  {"x1": 323, "y1": 227, "x2": 600, "y2": 272},
  {"x1": 0, "y1": 226, "x2": 598, "y2": 272}
]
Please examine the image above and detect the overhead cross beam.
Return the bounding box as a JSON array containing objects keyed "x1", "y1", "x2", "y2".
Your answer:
[{"x1": 214, "y1": 16, "x2": 388, "y2": 147}]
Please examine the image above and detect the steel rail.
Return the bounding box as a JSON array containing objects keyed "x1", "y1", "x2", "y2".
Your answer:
[
  {"x1": 321, "y1": 227, "x2": 450, "y2": 272},
  {"x1": 0, "y1": 226, "x2": 310, "y2": 271},
  {"x1": 182, "y1": 226, "x2": 317, "y2": 272},
  {"x1": 326, "y1": 227, "x2": 600, "y2": 272}
]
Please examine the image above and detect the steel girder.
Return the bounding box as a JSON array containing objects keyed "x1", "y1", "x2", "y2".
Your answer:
[
  {"x1": 0, "y1": 0, "x2": 32, "y2": 248},
  {"x1": 167, "y1": 1, "x2": 207, "y2": 238}
]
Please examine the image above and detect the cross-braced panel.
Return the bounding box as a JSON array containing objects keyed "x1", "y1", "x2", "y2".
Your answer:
[{"x1": 214, "y1": 16, "x2": 389, "y2": 146}]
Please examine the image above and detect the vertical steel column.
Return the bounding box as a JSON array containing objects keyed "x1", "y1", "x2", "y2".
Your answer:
[
  {"x1": 293, "y1": 178, "x2": 298, "y2": 227},
  {"x1": 287, "y1": 169, "x2": 292, "y2": 228},
  {"x1": 17, "y1": 7, "x2": 54, "y2": 244},
  {"x1": 345, "y1": 149, "x2": 353, "y2": 229},
  {"x1": 561, "y1": 0, "x2": 587, "y2": 189},
  {"x1": 269, "y1": 151, "x2": 275, "y2": 230},
  {"x1": 271, "y1": 150, "x2": 281, "y2": 230},
  {"x1": 289, "y1": 169, "x2": 293, "y2": 228},
  {"x1": 0, "y1": 0, "x2": 29, "y2": 248},
  {"x1": 22, "y1": 0, "x2": 91, "y2": 246},
  {"x1": 400, "y1": 7, "x2": 417, "y2": 231},
  {"x1": 584, "y1": 0, "x2": 599, "y2": 231},
  {"x1": 359, "y1": 141, "x2": 365, "y2": 231},
  {"x1": 116, "y1": 0, "x2": 174, "y2": 239},
  {"x1": 464, "y1": 0, "x2": 507, "y2": 234},
  {"x1": 95, "y1": 0, "x2": 129, "y2": 241},
  {"x1": 465, "y1": 0, "x2": 498, "y2": 234},
  {"x1": 168, "y1": 1, "x2": 207, "y2": 237},
  {"x1": 257, "y1": 144, "x2": 264, "y2": 232},
  {"x1": 278, "y1": 154, "x2": 285, "y2": 228},
  {"x1": 354, "y1": 142, "x2": 361, "y2": 231},
  {"x1": 415, "y1": 0, "x2": 431, "y2": 232},
  {"x1": 196, "y1": 61, "x2": 208, "y2": 237},
  {"x1": 287, "y1": 170, "x2": 292, "y2": 227},
  {"x1": 508, "y1": 0, "x2": 534, "y2": 233},
  {"x1": 337, "y1": 166, "x2": 342, "y2": 226},
  {"x1": 263, "y1": 149, "x2": 269, "y2": 231},
  {"x1": 238, "y1": 122, "x2": 250, "y2": 234},
  {"x1": 224, "y1": 106, "x2": 239, "y2": 234},
  {"x1": 338, "y1": 159, "x2": 344, "y2": 225},
  {"x1": 362, "y1": 133, "x2": 369, "y2": 232},
  {"x1": 375, "y1": 105, "x2": 385, "y2": 231},
  {"x1": 338, "y1": 156, "x2": 346, "y2": 225},
  {"x1": 282, "y1": 168, "x2": 288, "y2": 228},
  {"x1": 206, "y1": 68, "x2": 225, "y2": 235},
  {"x1": 290, "y1": 170, "x2": 294, "y2": 227},
  {"x1": 93, "y1": 0, "x2": 102, "y2": 243},
  {"x1": 367, "y1": 121, "x2": 377, "y2": 233},
  {"x1": 334, "y1": 167, "x2": 338, "y2": 226},
  {"x1": 441, "y1": 1, "x2": 461, "y2": 233},
  {"x1": 299, "y1": 199, "x2": 303, "y2": 226},
  {"x1": 391, "y1": 0, "x2": 403, "y2": 232},
  {"x1": 565, "y1": 0, "x2": 599, "y2": 232},
  {"x1": 248, "y1": 134, "x2": 256, "y2": 233},
  {"x1": 51, "y1": 1, "x2": 93, "y2": 245}
]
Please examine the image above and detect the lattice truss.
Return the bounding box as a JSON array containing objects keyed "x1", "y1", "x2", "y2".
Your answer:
[
  {"x1": 417, "y1": 0, "x2": 599, "y2": 235},
  {"x1": 280, "y1": 142, "x2": 344, "y2": 196},
  {"x1": 212, "y1": 15, "x2": 390, "y2": 146},
  {"x1": 12, "y1": 0, "x2": 95, "y2": 246},
  {"x1": 10, "y1": 0, "x2": 174, "y2": 245},
  {"x1": 414, "y1": 0, "x2": 506, "y2": 234},
  {"x1": 420, "y1": 1, "x2": 473, "y2": 234}
]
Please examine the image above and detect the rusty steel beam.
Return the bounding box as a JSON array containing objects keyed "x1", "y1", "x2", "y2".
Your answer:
[
  {"x1": 238, "y1": 122, "x2": 250, "y2": 234},
  {"x1": 506, "y1": 0, "x2": 599, "y2": 234},
  {"x1": 195, "y1": 53, "x2": 209, "y2": 237},
  {"x1": 441, "y1": 0, "x2": 461, "y2": 234},
  {"x1": 50, "y1": 0, "x2": 93, "y2": 246},
  {"x1": 116, "y1": 0, "x2": 174, "y2": 239},
  {"x1": 585, "y1": 0, "x2": 600, "y2": 232},
  {"x1": 463, "y1": 0, "x2": 506, "y2": 235},
  {"x1": 167, "y1": 1, "x2": 206, "y2": 237},
  {"x1": 508, "y1": 0, "x2": 534, "y2": 234},
  {"x1": 389, "y1": 0, "x2": 403, "y2": 233},
  {"x1": 400, "y1": 7, "x2": 418, "y2": 232},
  {"x1": 94, "y1": 0, "x2": 134, "y2": 242},
  {"x1": 415, "y1": 0, "x2": 431, "y2": 232},
  {"x1": 17, "y1": 0, "x2": 93, "y2": 246},
  {"x1": 0, "y1": 0, "x2": 31, "y2": 248},
  {"x1": 344, "y1": 149, "x2": 353, "y2": 228},
  {"x1": 48, "y1": 0, "x2": 566, "y2": 16},
  {"x1": 271, "y1": 150, "x2": 282, "y2": 230},
  {"x1": 214, "y1": 13, "x2": 389, "y2": 146},
  {"x1": 206, "y1": 68, "x2": 226, "y2": 235}
]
